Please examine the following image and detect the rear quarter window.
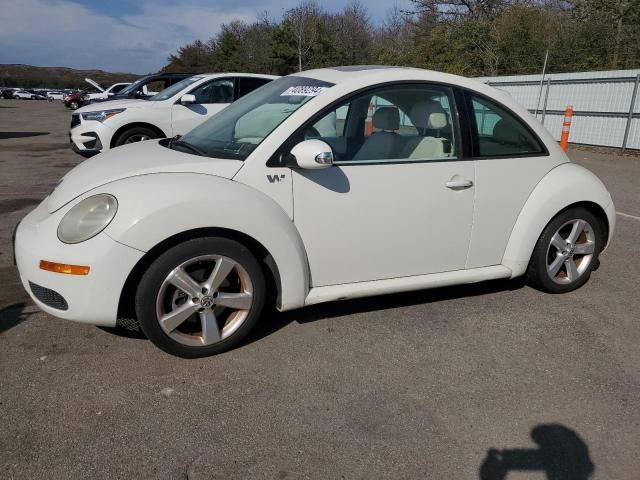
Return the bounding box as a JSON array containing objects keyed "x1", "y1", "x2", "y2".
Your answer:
[{"x1": 467, "y1": 93, "x2": 545, "y2": 157}]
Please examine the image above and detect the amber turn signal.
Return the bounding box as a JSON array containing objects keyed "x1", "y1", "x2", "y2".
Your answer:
[{"x1": 40, "y1": 260, "x2": 90, "y2": 275}]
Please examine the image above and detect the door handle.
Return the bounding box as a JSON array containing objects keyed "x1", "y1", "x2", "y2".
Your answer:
[{"x1": 446, "y1": 178, "x2": 474, "y2": 190}]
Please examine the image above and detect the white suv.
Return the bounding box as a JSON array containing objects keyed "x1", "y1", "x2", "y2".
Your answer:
[{"x1": 69, "y1": 73, "x2": 276, "y2": 157}]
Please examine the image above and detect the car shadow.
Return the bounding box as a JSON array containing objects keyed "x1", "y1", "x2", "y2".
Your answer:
[
  {"x1": 479, "y1": 423, "x2": 594, "y2": 479},
  {"x1": 99, "y1": 318, "x2": 147, "y2": 340},
  {"x1": 247, "y1": 277, "x2": 527, "y2": 345},
  {"x1": 100, "y1": 278, "x2": 527, "y2": 347},
  {"x1": 0, "y1": 131, "x2": 49, "y2": 139},
  {"x1": 0, "y1": 302, "x2": 33, "y2": 334}
]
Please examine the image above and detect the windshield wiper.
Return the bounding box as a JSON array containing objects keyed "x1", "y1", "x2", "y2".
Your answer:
[{"x1": 168, "y1": 135, "x2": 207, "y2": 156}]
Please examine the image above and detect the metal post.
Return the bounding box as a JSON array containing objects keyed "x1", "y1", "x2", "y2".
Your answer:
[
  {"x1": 541, "y1": 78, "x2": 551, "y2": 126},
  {"x1": 622, "y1": 74, "x2": 640, "y2": 153},
  {"x1": 535, "y1": 49, "x2": 549, "y2": 118}
]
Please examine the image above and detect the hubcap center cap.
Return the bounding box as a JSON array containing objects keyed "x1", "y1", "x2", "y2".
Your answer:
[{"x1": 200, "y1": 295, "x2": 215, "y2": 309}]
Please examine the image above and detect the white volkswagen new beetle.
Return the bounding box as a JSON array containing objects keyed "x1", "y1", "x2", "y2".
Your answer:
[{"x1": 15, "y1": 66, "x2": 615, "y2": 358}]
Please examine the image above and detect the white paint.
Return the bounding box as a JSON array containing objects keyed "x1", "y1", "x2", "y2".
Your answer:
[
  {"x1": 14, "y1": 66, "x2": 615, "y2": 336},
  {"x1": 305, "y1": 266, "x2": 512, "y2": 305}
]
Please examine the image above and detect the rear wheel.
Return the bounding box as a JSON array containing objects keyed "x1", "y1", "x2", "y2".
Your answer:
[
  {"x1": 115, "y1": 126, "x2": 159, "y2": 146},
  {"x1": 135, "y1": 237, "x2": 265, "y2": 358},
  {"x1": 527, "y1": 207, "x2": 603, "y2": 293}
]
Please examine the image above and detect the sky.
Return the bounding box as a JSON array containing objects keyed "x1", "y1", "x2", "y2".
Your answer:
[{"x1": 0, "y1": 0, "x2": 412, "y2": 74}]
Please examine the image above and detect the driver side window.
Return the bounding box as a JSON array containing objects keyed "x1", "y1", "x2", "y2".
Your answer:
[
  {"x1": 302, "y1": 84, "x2": 457, "y2": 163},
  {"x1": 190, "y1": 79, "x2": 235, "y2": 104}
]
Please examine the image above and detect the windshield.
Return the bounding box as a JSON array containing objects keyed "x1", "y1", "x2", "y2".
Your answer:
[
  {"x1": 179, "y1": 76, "x2": 334, "y2": 160},
  {"x1": 117, "y1": 77, "x2": 147, "y2": 95},
  {"x1": 150, "y1": 76, "x2": 201, "y2": 101}
]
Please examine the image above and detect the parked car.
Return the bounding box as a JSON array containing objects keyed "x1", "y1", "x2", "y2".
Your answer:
[
  {"x1": 14, "y1": 66, "x2": 615, "y2": 358},
  {"x1": 83, "y1": 78, "x2": 131, "y2": 100},
  {"x1": 96, "y1": 72, "x2": 195, "y2": 102},
  {"x1": 63, "y1": 90, "x2": 87, "y2": 109},
  {"x1": 1, "y1": 89, "x2": 14, "y2": 99},
  {"x1": 13, "y1": 90, "x2": 46, "y2": 100},
  {"x1": 45, "y1": 91, "x2": 65, "y2": 101},
  {"x1": 69, "y1": 73, "x2": 276, "y2": 156},
  {"x1": 64, "y1": 86, "x2": 109, "y2": 109}
]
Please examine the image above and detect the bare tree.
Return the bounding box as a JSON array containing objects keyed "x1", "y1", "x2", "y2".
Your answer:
[
  {"x1": 411, "y1": 0, "x2": 508, "y2": 21},
  {"x1": 285, "y1": 1, "x2": 322, "y2": 71},
  {"x1": 334, "y1": 1, "x2": 372, "y2": 64}
]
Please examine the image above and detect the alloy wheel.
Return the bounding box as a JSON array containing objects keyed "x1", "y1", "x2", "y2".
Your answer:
[
  {"x1": 546, "y1": 219, "x2": 596, "y2": 285},
  {"x1": 155, "y1": 255, "x2": 254, "y2": 347},
  {"x1": 124, "y1": 134, "x2": 150, "y2": 144}
]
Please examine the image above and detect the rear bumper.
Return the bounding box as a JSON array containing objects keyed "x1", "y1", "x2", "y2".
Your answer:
[{"x1": 14, "y1": 200, "x2": 144, "y2": 327}]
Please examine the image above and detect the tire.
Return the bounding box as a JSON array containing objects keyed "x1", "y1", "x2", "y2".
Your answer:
[
  {"x1": 70, "y1": 101, "x2": 79, "y2": 110},
  {"x1": 114, "y1": 126, "x2": 159, "y2": 146},
  {"x1": 135, "y1": 237, "x2": 266, "y2": 358},
  {"x1": 526, "y1": 207, "x2": 604, "y2": 293}
]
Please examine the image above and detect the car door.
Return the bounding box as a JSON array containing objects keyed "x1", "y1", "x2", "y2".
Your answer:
[
  {"x1": 461, "y1": 91, "x2": 561, "y2": 268},
  {"x1": 290, "y1": 83, "x2": 476, "y2": 287},
  {"x1": 170, "y1": 78, "x2": 235, "y2": 136}
]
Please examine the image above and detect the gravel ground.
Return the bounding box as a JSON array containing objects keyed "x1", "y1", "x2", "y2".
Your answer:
[{"x1": 1, "y1": 98, "x2": 639, "y2": 479}]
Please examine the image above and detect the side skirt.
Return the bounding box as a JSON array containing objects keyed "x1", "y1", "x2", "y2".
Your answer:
[{"x1": 304, "y1": 265, "x2": 512, "y2": 306}]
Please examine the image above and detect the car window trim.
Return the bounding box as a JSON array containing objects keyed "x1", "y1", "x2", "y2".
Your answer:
[
  {"x1": 267, "y1": 80, "x2": 465, "y2": 168},
  {"x1": 460, "y1": 88, "x2": 549, "y2": 159}
]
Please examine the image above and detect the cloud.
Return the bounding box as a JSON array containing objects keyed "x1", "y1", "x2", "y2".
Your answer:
[
  {"x1": 0, "y1": 0, "x2": 411, "y2": 74},
  {"x1": 0, "y1": 0, "x2": 258, "y2": 73}
]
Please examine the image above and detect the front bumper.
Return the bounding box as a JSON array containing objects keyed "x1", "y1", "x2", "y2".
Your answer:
[
  {"x1": 14, "y1": 200, "x2": 144, "y2": 327},
  {"x1": 603, "y1": 198, "x2": 616, "y2": 251},
  {"x1": 69, "y1": 119, "x2": 113, "y2": 156}
]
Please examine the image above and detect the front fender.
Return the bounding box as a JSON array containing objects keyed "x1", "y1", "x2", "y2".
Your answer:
[
  {"x1": 103, "y1": 173, "x2": 309, "y2": 310},
  {"x1": 502, "y1": 163, "x2": 615, "y2": 277}
]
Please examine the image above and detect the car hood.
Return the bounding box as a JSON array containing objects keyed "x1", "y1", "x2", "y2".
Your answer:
[
  {"x1": 85, "y1": 77, "x2": 105, "y2": 92},
  {"x1": 47, "y1": 140, "x2": 244, "y2": 212},
  {"x1": 76, "y1": 98, "x2": 148, "y2": 112}
]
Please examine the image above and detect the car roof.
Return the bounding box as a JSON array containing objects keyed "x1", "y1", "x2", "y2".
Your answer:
[
  {"x1": 292, "y1": 65, "x2": 513, "y2": 107},
  {"x1": 293, "y1": 65, "x2": 484, "y2": 89},
  {"x1": 194, "y1": 73, "x2": 279, "y2": 79}
]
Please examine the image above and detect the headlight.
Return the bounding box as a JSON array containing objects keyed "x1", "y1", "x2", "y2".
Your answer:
[
  {"x1": 57, "y1": 194, "x2": 118, "y2": 244},
  {"x1": 81, "y1": 108, "x2": 126, "y2": 122}
]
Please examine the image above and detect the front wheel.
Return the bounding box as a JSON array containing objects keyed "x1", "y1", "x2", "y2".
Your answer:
[
  {"x1": 527, "y1": 207, "x2": 604, "y2": 293},
  {"x1": 114, "y1": 126, "x2": 159, "y2": 146},
  {"x1": 135, "y1": 237, "x2": 266, "y2": 358},
  {"x1": 69, "y1": 100, "x2": 79, "y2": 110}
]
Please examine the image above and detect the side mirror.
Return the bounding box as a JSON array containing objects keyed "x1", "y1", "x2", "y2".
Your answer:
[
  {"x1": 289, "y1": 139, "x2": 333, "y2": 170},
  {"x1": 180, "y1": 94, "x2": 196, "y2": 105}
]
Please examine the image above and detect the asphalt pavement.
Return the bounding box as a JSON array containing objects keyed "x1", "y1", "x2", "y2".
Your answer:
[{"x1": 1, "y1": 99, "x2": 639, "y2": 479}]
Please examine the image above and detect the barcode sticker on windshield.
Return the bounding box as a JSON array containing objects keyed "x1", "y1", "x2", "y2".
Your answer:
[{"x1": 280, "y1": 86, "x2": 328, "y2": 97}]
